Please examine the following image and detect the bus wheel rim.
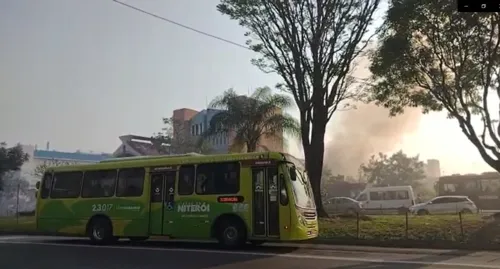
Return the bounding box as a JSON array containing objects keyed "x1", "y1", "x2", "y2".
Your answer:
[
  {"x1": 224, "y1": 227, "x2": 237, "y2": 241},
  {"x1": 93, "y1": 227, "x2": 104, "y2": 240}
]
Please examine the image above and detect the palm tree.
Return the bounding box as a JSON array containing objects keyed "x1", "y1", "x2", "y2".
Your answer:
[{"x1": 203, "y1": 87, "x2": 300, "y2": 152}]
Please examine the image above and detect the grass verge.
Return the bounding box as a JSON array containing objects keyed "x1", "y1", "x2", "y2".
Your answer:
[
  {"x1": 1, "y1": 214, "x2": 499, "y2": 250},
  {"x1": 319, "y1": 214, "x2": 500, "y2": 244},
  {"x1": 0, "y1": 216, "x2": 36, "y2": 233}
]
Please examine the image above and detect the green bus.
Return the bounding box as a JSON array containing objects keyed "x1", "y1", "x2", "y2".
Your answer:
[{"x1": 35, "y1": 152, "x2": 318, "y2": 246}]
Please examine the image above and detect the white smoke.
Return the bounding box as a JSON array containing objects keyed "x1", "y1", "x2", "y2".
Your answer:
[{"x1": 0, "y1": 172, "x2": 36, "y2": 217}]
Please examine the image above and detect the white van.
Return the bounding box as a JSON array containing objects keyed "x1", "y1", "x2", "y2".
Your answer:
[{"x1": 355, "y1": 185, "x2": 416, "y2": 214}]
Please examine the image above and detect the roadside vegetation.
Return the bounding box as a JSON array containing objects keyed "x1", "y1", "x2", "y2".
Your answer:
[{"x1": 2, "y1": 214, "x2": 498, "y2": 247}]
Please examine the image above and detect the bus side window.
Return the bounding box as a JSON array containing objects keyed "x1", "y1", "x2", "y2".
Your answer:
[
  {"x1": 178, "y1": 165, "x2": 195, "y2": 195},
  {"x1": 82, "y1": 170, "x2": 117, "y2": 198},
  {"x1": 116, "y1": 168, "x2": 145, "y2": 197},
  {"x1": 195, "y1": 162, "x2": 240, "y2": 195},
  {"x1": 50, "y1": 171, "x2": 83, "y2": 199},
  {"x1": 40, "y1": 173, "x2": 53, "y2": 199}
]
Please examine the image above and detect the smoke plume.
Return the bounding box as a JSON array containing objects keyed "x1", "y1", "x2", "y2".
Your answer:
[{"x1": 324, "y1": 103, "x2": 421, "y2": 177}]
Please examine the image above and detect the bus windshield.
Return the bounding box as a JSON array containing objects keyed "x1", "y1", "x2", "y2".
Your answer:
[{"x1": 287, "y1": 163, "x2": 315, "y2": 209}]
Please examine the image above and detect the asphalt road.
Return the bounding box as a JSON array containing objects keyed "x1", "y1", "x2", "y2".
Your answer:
[{"x1": 1, "y1": 236, "x2": 500, "y2": 269}]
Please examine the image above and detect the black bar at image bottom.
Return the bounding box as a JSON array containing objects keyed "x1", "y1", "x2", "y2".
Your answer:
[{"x1": 457, "y1": 0, "x2": 500, "y2": 12}]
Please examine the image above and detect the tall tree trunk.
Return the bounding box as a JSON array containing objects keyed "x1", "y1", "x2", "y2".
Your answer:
[
  {"x1": 247, "y1": 141, "x2": 258, "y2": 152},
  {"x1": 300, "y1": 105, "x2": 329, "y2": 217}
]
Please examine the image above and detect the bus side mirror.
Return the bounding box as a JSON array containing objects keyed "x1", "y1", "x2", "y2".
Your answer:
[
  {"x1": 35, "y1": 181, "x2": 40, "y2": 190},
  {"x1": 289, "y1": 168, "x2": 297, "y2": 181},
  {"x1": 279, "y1": 174, "x2": 289, "y2": 205}
]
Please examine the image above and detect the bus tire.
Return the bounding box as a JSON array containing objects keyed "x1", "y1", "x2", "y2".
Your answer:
[
  {"x1": 215, "y1": 216, "x2": 247, "y2": 248},
  {"x1": 87, "y1": 216, "x2": 114, "y2": 245},
  {"x1": 417, "y1": 209, "x2": 429, "y2": 216}
]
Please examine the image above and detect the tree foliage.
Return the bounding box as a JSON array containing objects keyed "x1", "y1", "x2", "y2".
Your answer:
[
  {"x1": 218, "y1": 0, "x2": 381, "y2": 215},
  {"x1": 370, "y1": 0, "x2": 500, "y2": 171},
  {"x1": 154, "y1": 117, "x2": 213, "y2": 154},
  {"x1": 360, "y1": 150, "x2": 425, "y2": 187},
  {"x1": 0, "y1": 142, "x2": 29, "y2": 190},
  {"x1": 205, "y1": 87, "x2": 300, "y2": 152}
]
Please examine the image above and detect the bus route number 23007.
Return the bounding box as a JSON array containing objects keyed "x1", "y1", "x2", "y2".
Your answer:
[{"x1": 92, "y1": 204, "x2": 113, "y2": 212}]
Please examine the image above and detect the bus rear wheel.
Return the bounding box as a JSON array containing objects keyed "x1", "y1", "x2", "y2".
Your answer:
[
  {"x1": 88, "y1": 217, "x2": 114, "y2": 245},
  {"x1": 216, "y1": 219, "x2": 246, "y2": 248}
]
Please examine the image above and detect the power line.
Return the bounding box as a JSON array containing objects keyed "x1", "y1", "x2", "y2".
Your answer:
[
  {"x1": 112, "y1": 0, "x2": 369, "y2": 84},
  {"x1": 112, "y1": 0, "x2": 250, "y2": 50}
]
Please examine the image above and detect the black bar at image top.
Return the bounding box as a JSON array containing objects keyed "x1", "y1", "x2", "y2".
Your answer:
[{"x1": 457, "y1": 0, "x2": 500, "y2": 12}]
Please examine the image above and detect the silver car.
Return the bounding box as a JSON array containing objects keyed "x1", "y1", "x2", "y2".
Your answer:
[
  {"x1": 409, "y1": 195, "x2": 478, "y2": 215},
  {"x1": 324, "y1": 197, "x2": 363, "y2": 215}
]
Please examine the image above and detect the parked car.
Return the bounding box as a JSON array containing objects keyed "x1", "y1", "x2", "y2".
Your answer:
[
  {"x1": 324, "y1": 197, "x2": 363, "y2": 215},
  {"x1": 409, "y1": 195, "x2": 478, "y2": 215},
  {"x1": 355, "y1": 185, "x2": 416, "y2": 214}
]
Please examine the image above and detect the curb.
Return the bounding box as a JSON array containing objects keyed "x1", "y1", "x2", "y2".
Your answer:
[
  {"x1": 1, "y1": 231, "x2": 498, "y2": 254},
  {"x1": 303, "y1": 238, "x2": 500, "y2": 253}
]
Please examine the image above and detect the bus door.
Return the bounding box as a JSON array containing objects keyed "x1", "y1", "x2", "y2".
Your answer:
[
  {"x1": 251, "y1": 163, "x2": 281, "y2": 238},
  {"x1": 149, "y1": 167, "x2": 177, "y2": 236}
]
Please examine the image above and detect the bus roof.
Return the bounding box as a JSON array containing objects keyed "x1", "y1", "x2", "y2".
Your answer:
[
  {"x1": 439, "y1": 172, "x2": 500, "y2": 182},
  {"x1": 99, "y1": 153, "x2": 204, "y2": 163},
  {"x1": 45, "y1": 151, "x2": 289, "y2": 172}
]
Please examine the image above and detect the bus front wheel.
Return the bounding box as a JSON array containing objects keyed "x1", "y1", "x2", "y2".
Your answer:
[
  {"x1": 88, "y1": 217, "x2": 114, "y2": 245},
  {"x1": 216, "y1": 218, "x2": 246, "y2": 248}
]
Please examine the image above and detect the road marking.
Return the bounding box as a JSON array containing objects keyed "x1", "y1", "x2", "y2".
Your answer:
[
  {"x1": 0, "y1": 236, "x2": 29, "y2": 241},
  {"x1": 1, "y1": 240, "x2": 499, "y2": 268}
]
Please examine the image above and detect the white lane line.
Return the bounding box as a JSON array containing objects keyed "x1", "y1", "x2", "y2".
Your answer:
[
  {"x1": 0, "y1": 236, "x2": 30, "y2": 241},
  {"x1": 1, "y1": 240, "x2": 499, "y2": 269}
]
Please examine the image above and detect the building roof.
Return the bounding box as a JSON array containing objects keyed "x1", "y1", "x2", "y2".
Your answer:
[
  {"x1": 113, "y1": 135, "x2": 170, "y2": 157},
  {"x1": 34, "y1": 150, "x2": 112, "y2": 162}
]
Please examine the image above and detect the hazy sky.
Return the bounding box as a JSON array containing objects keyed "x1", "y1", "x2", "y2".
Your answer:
[{"x1": 0, "y1": 0, "x2": 494, "y2": 175}]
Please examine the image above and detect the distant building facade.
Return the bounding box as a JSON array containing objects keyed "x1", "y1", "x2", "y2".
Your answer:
[
  {"x1": 172, "y1": 106, "x2": 284, "y2": 154},
  {"x1": 20, "y1": 144, "x2": 112, "y2": 184},
  {"x1": 424, "y1": 159, "x2": 441, "y2": 179}
]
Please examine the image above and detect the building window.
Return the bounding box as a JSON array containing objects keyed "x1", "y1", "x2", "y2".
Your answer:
[
  {"x1": 191, "y1": 125, "x2": 195, "y2": 136},
  {"x1": 50, "y1": 171, "x2": 83, "y2": 199},
  {"x1": 81, "y1": 170, "x2": 117, "y2": 198},
  {"x1": 116, "y1": 168, "x2": 145, "y2": 197},
  {"x1": 196, "y1": 162, "x2": 240, "y2": 194}
]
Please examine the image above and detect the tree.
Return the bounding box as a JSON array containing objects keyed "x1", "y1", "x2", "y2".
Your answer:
[
  {"x1": 369, "y1": 0, "x2": 500, "y2": 173},
  {"x1": 359, "y1": 150, "x2": 425, "y2": 187},
  {"x1": 33, "y1": 159, "x2": 75, "y2": 179},
  {"x1": 204, "y1": 87, "x2": 300, "y2": 152},
  {"x1": 218, "y1": 0, "x2": 381, "y2": 215},
  {"x1": 154, "y1": 117, "x2": 213, "y2": 154},
  {"x1": 0, "y1": 143, "x2": 29, "y2": 190}
]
